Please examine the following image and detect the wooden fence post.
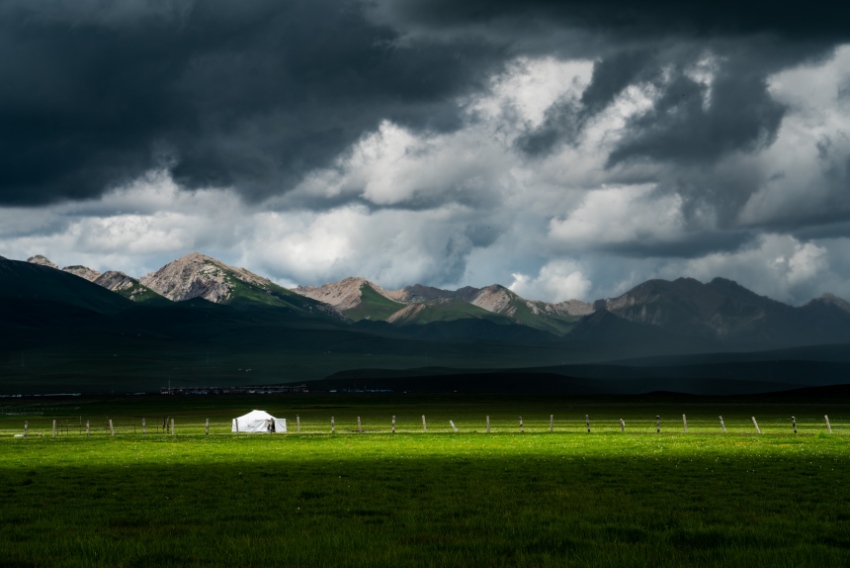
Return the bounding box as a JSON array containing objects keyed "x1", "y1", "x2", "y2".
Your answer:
[
  {"x1": 109, "y1": 419, "x2": 114, "y2": 437},
  {"x1": 53, "y1": 419, "x2": 57, "y2": 438},
  {"x1": 585, "y1": 415, "x2": 590, "y2": 433},
  {"x1": 296, "y1": 415, "x2": 301, "y2": 434},
  {"x1": 450, "y1": 420, "x2": 458, "y2": 433},
  {"x1": 656, "y1": 415, "x2": 660, "y2": 434},
  {"x1": 357, "y1": 416, "x2": 362, "y2": 433},
  {"x1": 86, "y1": 420, "x2": 90, "y2": 437},
  {"x1": 486, "y1": 415, "x2": 490, "y2": 434},
  {"x1": 825, "y1": 415, "x2": 832, "y2": 434},
  {"x1": 550, "y1": 415, "x2": 554, "y2": 433},
  {"x1": 620, "y1": 418, "x2": 625, "y2": 433},
  {"x1": 24, "y1": 420, "x2": 28, "y2": 438},
  {"x1": 392, "y1": 415, "x2": 396, "y2": 434},
  {"x1": 171, "y1": 418, "x2": 175, "y2": 436},
  {"x1": 205, "y1": 418, "x2": 210, "y2": 436},
  {"x1": 519, "y1": 416, "x2": 524, "y2": 434},
  {"x1": 792, "y1": 416, "x2": 797, "y2": 435},
  {"x1": 422, "y1": 415, "x2": 427, "y2": 433},
  {"x1": 682, "y1": 414, "x2": 688, "y2": 433},
  {"x1": 752, "y1": 416, "x2": 761, "y2": 434},
  {"x1": 142, "y1": 418, "x2": 146, "y2": 436},
  {"x1": 331, "y1": 416, "x2": 335, "y2": 434},
  {"x1": 719, "y1": 416, "x2": 726, "y2": 433}
]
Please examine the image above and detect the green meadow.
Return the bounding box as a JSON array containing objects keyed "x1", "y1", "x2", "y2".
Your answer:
[{"x1": 1, "y1": 395, "x2": 848, "y2": 567}]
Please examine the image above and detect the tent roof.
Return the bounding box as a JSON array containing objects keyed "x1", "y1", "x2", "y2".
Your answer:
[{"x1": 234, "y1": 409, "x2": 275, "y2": 420}]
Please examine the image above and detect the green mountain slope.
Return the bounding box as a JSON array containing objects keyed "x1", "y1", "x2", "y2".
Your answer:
[
  {"x1": 497, "y1": 292, "x2": 582, "y2": 335},
  {"x1": 118, "y1": 285, "x2": 171, "y2": 305},
  {"x1": 223, "y1": 274, "x2": 335, "y2": 317},
  {"x1": 344, "y1": 283, "x2": 407, "y2": 321},
  {"x1": 389, "y1": 299, "x2": 507, "y2": 325}
]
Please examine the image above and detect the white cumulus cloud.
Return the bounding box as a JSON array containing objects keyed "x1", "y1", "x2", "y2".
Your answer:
[{"x1": 509, "y1": 260, "x2": 592, "y2": 303}]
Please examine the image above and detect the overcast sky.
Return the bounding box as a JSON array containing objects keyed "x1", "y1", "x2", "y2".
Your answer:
[{"x1": 1, "y1": 0, "x2": 849, "y2": 304}]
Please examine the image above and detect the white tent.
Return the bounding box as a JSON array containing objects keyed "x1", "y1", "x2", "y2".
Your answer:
[{"x1": 232, "y1": 409, "x2": 286, "y2": 433}]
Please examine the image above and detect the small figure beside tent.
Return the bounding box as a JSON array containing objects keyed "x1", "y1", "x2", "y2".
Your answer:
[{"x1": 232, "y1": 410, "x2": 286, "y2": 433}]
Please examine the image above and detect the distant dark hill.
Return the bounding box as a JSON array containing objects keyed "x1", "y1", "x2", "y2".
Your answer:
[
  {"x1": 324, "y1": 343, "x2": 850, "y2": 395},
  {"x1": 354, "y1": 317, "x2": 560, "y2": 344},
  {"x1": 797, "y1": 294, "x2": 850, "y2": 338},
  {"x1": 0, "y1": 298, "x2": 112, "y2": 331},
  {"x1": 569, "y1": 309, "x2": 675, "y2": 342},
  {"x1": 754, "y1": 383, "x2": 850, "y2": 400},
  {"x1": 598, "y1": 277, "x2": 850, "y2": 348},
  {"x1": 0, "y1": 257, "x2": 133, "y2": 316},
  {"x1": 609, "y1": 342, "x2": 850, "y2": 366},
  {"x1": 565, "y1": 309, "x2": 717, "y2": 357},
  {"x1": 602, "y1": 277, "x2": 788, "y2": 341},
  {"x1": 0, "y1": 288, "x2": 574, "y2": 394}
]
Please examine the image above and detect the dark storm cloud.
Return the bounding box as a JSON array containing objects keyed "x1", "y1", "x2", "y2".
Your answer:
[
  {"x1": 0, "y1": 4, "x2": 186, "y2": 205},
  {"x1": 2, "y1": 0, "x2": 848, "y2": 221},
  {"x1": 516, "y1": 49, "x2": 656, "y2": 155},
  {"x1": 608, "y1": 68, "x2": 785, "y2": 166},
  {"x1": 515, "y1": 37, "x2": 830, "y2": 163},
  {"x1": 757, "y1": 150, "x2": 850, "y2": 234},
  {"x1": 374, "y1": 0, "x2": 846, "y2": 172},
  {"x1": 369, "y1": 0, "x2": 850, "y2": 43},
  {"x1": 579, "y1": 230, "x2": 754, "y2": 259},
  {"x1": 0, "y1": 0, "x2": 503, "y2": 205}
]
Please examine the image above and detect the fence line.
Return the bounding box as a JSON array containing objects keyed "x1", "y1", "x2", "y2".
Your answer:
[{"x1": 4, "y1": 415, "x2": 844, "y2": 437}]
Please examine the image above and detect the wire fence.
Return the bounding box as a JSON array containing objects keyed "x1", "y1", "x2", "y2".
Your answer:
[{"x1": 1, "y1": 412, "x2": 845, "y2": 438}]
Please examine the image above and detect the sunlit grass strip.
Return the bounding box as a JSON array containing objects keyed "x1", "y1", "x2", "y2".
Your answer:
[{"x1": 1, "y1": 433, "x2": 849, "y2": 567}]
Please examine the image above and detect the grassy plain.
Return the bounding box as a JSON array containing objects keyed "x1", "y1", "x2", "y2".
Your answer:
[{"x1": 1, "y1": 395, "x2": 848, "y2": 567}]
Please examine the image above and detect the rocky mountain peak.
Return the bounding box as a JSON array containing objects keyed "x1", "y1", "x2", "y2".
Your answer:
[
  {"x1": 93, "y1": 271, "x2": 164, "y2": 302},
  {"x1": 63, "y1": 265, "x2": 101, "y2": 282},
  {"x1": 140, "y1": 252, "x2": 272, "y2": 303},
  {"x1": 296, "y1": 277, "x2": 595, "y2": 331},
  {"x1": 27, "y1": 255, "x2": 59, "y2": 270},
  {"x1": 338, "y1": 276, "x2": 372, "y2": 287},
  {"x1": 95, "y1": 270, "x2": 138, "y2": 290},
  {"x1": 470, "y1": 285, "x2": 516, "y2": 314},
  {"x1": 383, "y1": 283, "x2": 461, "y2": 303},
  {"x1": 294, "y1": 277, "x2": 386, "y2": 311},
  {"x1": 546, "y1": 299, "x2": 595, "y2": 317}
]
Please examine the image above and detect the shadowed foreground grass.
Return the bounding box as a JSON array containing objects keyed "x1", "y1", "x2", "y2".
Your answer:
[{"x1": 1, "y1": 432, "x2": 849, "y2": 567}]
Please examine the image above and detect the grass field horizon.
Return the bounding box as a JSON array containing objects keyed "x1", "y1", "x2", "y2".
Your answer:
[{"x1": 2, "y1": 394, "x2": 848, "y2": 566}]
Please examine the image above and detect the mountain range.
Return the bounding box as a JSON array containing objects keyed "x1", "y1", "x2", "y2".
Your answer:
[
  {"x1": 2, "y1": 251, "x2": 850, "y2": 394},
  {"x1": 18, "y1": 251, "x2": 850, "y2": 346}
]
